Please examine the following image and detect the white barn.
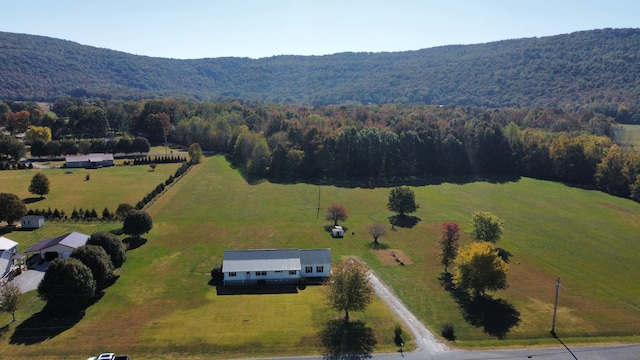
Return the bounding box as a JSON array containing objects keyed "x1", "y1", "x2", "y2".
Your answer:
[
  {"x1": 20, "y1": 215, "x2": 45, "y2": 229},
  {"x1": 65, "y1": 153, "x2": 114, "y2": 168},
  {"x1": 25, "y1": 232, "x2": 89, "y2": 260},
  {"x1": 222, "y1": 248, "x2": 332, "y2": 285}
]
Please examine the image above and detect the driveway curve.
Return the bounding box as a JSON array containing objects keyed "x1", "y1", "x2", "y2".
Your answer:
[{"x1": 368, "y1": 271, "x2": 448, "y2": 354}]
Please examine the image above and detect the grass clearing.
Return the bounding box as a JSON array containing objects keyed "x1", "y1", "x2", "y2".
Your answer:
[
  {"x1": 0, "y1": 155, "x2": 639, "y2": 358},
  {"x1": 0, "y1": 163, "x2": 183, "y2": 215}
]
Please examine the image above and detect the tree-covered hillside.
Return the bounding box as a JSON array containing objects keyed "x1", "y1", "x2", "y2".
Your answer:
[{"x1": 1, "y1": 28, "x2": 640, "y2": 121}]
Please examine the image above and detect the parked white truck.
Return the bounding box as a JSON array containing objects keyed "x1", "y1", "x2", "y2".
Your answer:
[{"x1": 87, "y1": 353, "x2": 131, "y2": 360}]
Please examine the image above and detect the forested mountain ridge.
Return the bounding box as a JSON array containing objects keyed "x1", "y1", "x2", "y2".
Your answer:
[{"x1": 1, "y1": 28, "x2": 640, "y2": 121}]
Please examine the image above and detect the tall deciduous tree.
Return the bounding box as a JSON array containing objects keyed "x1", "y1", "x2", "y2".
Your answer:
[
  {"x1": 0, "y1": 281, "x2": 21, "y2": 322},
  {"x1": 453, "y1": 242, "x2": 508, "y2": 297},
  {"x1": 0, "y1": 193, "x2": 27, "y2": 226},
  {"x1": 325, "y1": 259, "x2": 373, "y2": 322},
  {"x1": 24, "y1": 125, "x2": 52, "y2": 143},
  {"x1": 123, "y1": 210, "x2": 153, "y2": 238},
  {"x1": 325, "y1": 204, "x2": 348, "y2": 226},
  {"x1": 387, "y1": 187, "x2": 419, "y2": 217},
  {"x1": 439, "y1": 222, "x2": 460, "y2": 272},
  {"x1": 366, "y1": 223, "x2": 388, "y2": 245},
  {"x1": 70, "y1": 245, "x2": 115, "y2": 287},
  {"x1": 87, "y1": 231, "x2": 126, "y2": 268},
  {"x1": 188, "y1": 143, "x2": 203, "y2": 163},
  {"x1": 469, "y1": 211, "x2": 504, "y2": 243},
  {"x1": 0, "y1": 134, "x2": 26, "y2": 161},
  {"x1": 115, "y1": 203, "x2": 134, "y2": 220},
  {"x1": 29, "y1": 172, "x2": 50, "y2": 198},
  {"x1": 38, "y1": 258, "x2": 96, "y2": 311}
]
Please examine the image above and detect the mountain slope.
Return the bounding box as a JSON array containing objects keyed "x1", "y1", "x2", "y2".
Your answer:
[{"x1": 1, "y1": 28, "x2": 639, "y2": 118}]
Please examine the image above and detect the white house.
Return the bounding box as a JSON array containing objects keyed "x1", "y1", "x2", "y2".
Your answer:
[
  {"x1": 222, "y1": 248, "x2": 332, "y2": 285},
  {"x1": 25, "y1": 232, "x2": 89, "y2": 261},
  {"x1": 65, "y1": 153, "x2": 114, "y2": 168},
  {"x1": 0, "y1": 236, "x2": 21, "y2": 279},
  {"x1": 20, "y1": 215, "x2": 45, "y2": 229}
]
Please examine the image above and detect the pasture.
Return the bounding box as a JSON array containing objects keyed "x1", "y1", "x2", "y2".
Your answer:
[
  {"x1": 0, "y1": 155, "x2": 639, "y2": 358},
  {"x1": 0, "y1": 162, "x2": 183, "y2": 219}
]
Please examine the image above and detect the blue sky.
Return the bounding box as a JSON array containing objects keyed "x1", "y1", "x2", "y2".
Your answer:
[{"x1": 1, "y1": 0, "x2": 639, "y2": 59}]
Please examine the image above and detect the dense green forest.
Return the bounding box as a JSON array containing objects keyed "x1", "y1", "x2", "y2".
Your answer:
[
  {"x1": 3, "y1": 98, "x2": 640, "y2": 203},
  {"x1": 1, "y1": 29, "x2": 640, "y2": 122}
]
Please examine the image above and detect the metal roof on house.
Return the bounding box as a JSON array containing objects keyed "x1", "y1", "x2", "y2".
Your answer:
[
  {"x1": 223, "y1": 249, "x2": 331, "y2": 273},
  {"x1": 0, "y1": 236, "x2": 18, "y2": 251},
  {"x1": 25, "y1": 232, "x2": 89, "y2": 253},
  {"x1": 65, "y1": 153, "x2": 114, "y2": 163}
]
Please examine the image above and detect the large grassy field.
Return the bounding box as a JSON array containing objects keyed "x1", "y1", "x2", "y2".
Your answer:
[
  {"x1": 1, "y1": 155, "x2": 639, "y2": 358},
  {"x1": 0, "y1": 162, "x2": 183, "y2": 219}
]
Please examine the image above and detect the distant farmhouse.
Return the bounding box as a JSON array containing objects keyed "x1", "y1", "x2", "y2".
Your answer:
[
  {"x1": 25, "y1": 232, "x2": 89, "y2": 261},
  {"x1": 20, "y1": 215, "x2": 45, "y2": 229},
  {"x1": 222, "y1": 249, "x2": 331, "y2": 285},
  {"x1": 65, "y1": 153, "x2": 114, "y2": 168}
]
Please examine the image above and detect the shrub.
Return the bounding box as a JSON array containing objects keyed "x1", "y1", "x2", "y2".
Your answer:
[
  {"x1": 394, "y1": 323, "x2": 404, "y2": 346},
  {"x1": 441, "y1": 322, "x2": 456, "y2": 341}
]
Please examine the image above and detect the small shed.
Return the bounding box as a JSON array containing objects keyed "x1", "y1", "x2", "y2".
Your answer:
[
  {"x1": 331, "y1": 226, "x2": 344, "y2": 238},
  {"x1": 25, "y1": 231, "x2": 89, "y2": 260},
  {"x1": 20, "y1": 215, "x2": 45, "y2": 229}
]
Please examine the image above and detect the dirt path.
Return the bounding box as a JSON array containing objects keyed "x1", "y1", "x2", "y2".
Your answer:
[{"x1": 368, "y1": 271, "x2": 449, "y2": 354}]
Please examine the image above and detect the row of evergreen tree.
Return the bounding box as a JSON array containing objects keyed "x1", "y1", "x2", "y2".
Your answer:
[
  {"x1": 129, "y1": 155, "x2": 187, "y2": 166},
  {"x1": 134, "y1": 160, "x2": 195, "y2": 210},
  {"x1": 26, "y1": 207, "x2": 120, "y2": 221}
]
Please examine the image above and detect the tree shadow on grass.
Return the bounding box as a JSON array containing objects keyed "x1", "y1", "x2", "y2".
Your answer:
[
  {"x1": 123, "y1": 237, "x2": 147, "y2": 251},
  {"x1": 368, "y1": 242, "x2": 390, "y2": 250},
  {"x1": 0, "y1": 323, "x2": 10, "y2": 340},
  {"x1": 215, "y1": 285, "x2": 299, "y2": 295},
  {"x1": 319, "y1": 319, "x2": 377, "y2": 359},
  {"x1": 438, "y1": 272, "x2": 520, "y2": 339},
  {"x1": 388, "y1": 215, "x2": 420, "y2": 229},
  {"x1": 8, "y1": 293, "x2": 104, "y2": 345},
  {"x1": 22, "y1": 197, "x2": 45, "y2": 205}
]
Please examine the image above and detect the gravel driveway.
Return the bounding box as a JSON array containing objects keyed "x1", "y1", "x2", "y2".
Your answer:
[{"x1": 368, "y1": 271, "x2": 448, "y2": 354}]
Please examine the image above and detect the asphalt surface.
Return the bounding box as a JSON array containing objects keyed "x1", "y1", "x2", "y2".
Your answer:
[{"x1": 12, "y1": 262, "x2": 47, "y2": 293}]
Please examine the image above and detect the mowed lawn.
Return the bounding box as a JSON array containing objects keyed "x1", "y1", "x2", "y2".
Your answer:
[
  {"x1": 0, "y1": 155, "x2": 639, "y2": 359},
  {"x1": 0, "y1": 162, "x2": 183, "y2": 218}
]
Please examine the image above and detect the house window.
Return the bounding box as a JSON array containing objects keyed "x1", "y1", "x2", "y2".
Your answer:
[
  {"x1": 229, "y1": 272, "x2": 236, "y2": 277},
  {"x1": 316, "y1": 266, "x2": 324, "y2": 273},
  {"x1": 275, "y1": 270, "x2": 283, "y2": 273},
  {"x1": 305, "y1": 266, "x2": 313, "y2": 273},
  {"x1": 289, "y1": 270, "x2": 297, "y2": 275},
  {"x1": 255, "y1": 271, "x2": 267, "y2": 276}
]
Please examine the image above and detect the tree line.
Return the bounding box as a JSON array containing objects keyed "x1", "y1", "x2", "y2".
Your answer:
[{"x1": 3, "y1": 97, "x2": 640, "y2": 202}]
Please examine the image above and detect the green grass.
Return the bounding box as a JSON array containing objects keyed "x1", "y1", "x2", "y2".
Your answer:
[
  {"x1": 617, "y1": 124, "x2": 640, "y2": 148},
  {"x1": 0, "y1": 155, "x2": 639, "y2": 358},
  {"x1": 0, "y1": 163, "x2": 183, "y2": 217}
]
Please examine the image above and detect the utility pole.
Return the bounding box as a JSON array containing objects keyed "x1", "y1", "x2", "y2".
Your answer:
[
  {"x1": 316, "y1": 184, "x2": 321, "y2": 219},
  {"x1": 551, "y1": 277, "x2": 561, "y2": 336}
]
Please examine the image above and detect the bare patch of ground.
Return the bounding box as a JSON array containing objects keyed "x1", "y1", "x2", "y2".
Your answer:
[{"x1": 374, "y1": 249, "x2": 414, "y2": 266}]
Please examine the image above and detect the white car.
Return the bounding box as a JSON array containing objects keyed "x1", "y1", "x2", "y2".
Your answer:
[{"x1": 87, "y1": 353, "x2": 115, "y2": 360}]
